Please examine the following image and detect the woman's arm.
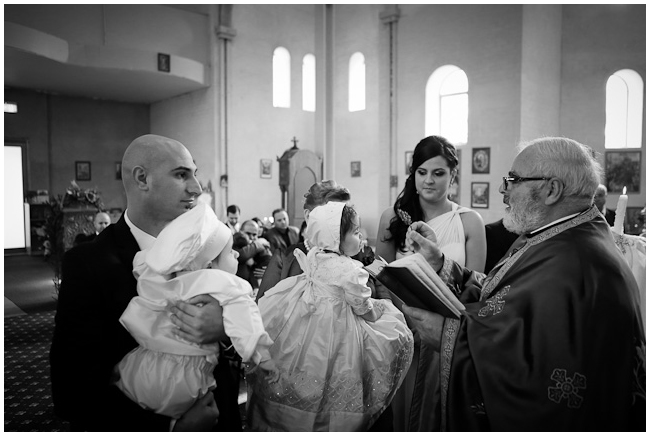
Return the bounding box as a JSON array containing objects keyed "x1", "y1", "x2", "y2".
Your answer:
[
  {"x1": 460, "y1": 210, "x2": 487, "y2": 273},
  {"x1": 375, "y1": 208, "x2": 398, "y2": 263}
]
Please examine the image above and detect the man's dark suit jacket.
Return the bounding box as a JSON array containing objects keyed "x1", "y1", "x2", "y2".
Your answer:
[
  {"x1": 73, "y1": 232, "x2": 96, "y2": 246},
  {"x1": 604, "y1": 208, "x2": 616, "y2": 226},
  {"x1": 50, "y1": 216, "x2": 241, "y2": 431},
  {"x1": 264, "y1": 226, "x2": 299, "y2": 255}
]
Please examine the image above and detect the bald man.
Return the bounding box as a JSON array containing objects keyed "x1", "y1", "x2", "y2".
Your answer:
[
  {"x1": 51, "y1": 135, "x2": 233, "y2": 431},
  {"x1": 73, "y1": 212, "x2": 111, "y2": 246}
]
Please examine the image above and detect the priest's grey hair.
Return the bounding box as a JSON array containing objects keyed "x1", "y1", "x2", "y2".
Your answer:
[{"x1": 517, "y1": 137, "x2": 603, "y2": 202}]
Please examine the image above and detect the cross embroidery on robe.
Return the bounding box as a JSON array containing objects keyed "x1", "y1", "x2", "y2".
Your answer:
[
  {"x1": 547, "y1": 368, "x2": 586, "y2": 409},
  {"x1": 478, "y1": 286, "x2": 510, "y2": 317}
]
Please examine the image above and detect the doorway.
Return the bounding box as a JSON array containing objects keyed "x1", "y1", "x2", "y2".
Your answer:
[{"x1": 4, "y1": 141, "x2": 29, "y2": 252}]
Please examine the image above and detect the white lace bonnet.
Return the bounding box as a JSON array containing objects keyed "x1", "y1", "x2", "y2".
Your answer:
[
  {"x1": 146, "y1": 202, "x2": 232, "y2": 274},
  {"x1": 305, "y1": 201, "x2": 346, "y2": 253}
]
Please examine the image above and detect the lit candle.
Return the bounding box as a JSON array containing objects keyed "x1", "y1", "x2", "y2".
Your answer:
[{"x1": 612, "y1": 186, "x2": 628, "y2": 235}]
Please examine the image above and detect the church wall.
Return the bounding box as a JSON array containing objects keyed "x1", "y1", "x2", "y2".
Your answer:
[
  {"x1": 150, "y1": 88, "x2": 219, "y2": 210},
  {"x1": 520, "y1": 5, "x2": 562, "y2": 141},
  {"x1": 4, "y1": 88, "x2": 149, "y2": 211},
  {"x1": 5, "y1": 4, "x2": 209, "y2": 65},
  {"x1": 559, "y1": 4, "x2": 646, "y2": 211},
  {"x1": 226, "y1": 4, "x2": 317, "y2": 223},
  {"x1": 394, "y1": 4, "x2": 524, "y2": 226},
  {"x1": 332, "y1": 4, "x2": 383, "y2": 242}
]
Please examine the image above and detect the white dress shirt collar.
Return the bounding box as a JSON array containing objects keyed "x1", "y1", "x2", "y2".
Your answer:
[{"x1": 123, "y1": 209, "x2": 156, "y2": 250}]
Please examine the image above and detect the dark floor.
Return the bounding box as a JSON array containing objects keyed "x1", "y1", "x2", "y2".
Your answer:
[
  {"x1": 4, "y1": 253, "x2": 248, "y2": 431},
  {"x1": 4, "y1": 253, "x2": 59, "y2": 315}
]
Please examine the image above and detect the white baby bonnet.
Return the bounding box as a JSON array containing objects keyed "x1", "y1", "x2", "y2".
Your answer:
[
  {"x1": 146, "y1": 202, "x2": 231, "y2": 274},
  {"x1": 305, "y1": 201, "x2": 346, "y2": 253}
]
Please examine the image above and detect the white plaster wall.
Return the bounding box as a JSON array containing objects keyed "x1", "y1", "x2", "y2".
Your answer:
[
  {"x1": 227, "y1": 4, "x2": 317, "y2": 222},
  {"x1": 520, "y1": 5, "x2": 562, "y2": 141},
  {"x1": 395, "y1": 4, "x2": 523, "y2": 225},
  {"x1": 5, "y1": 5, "x2": 209, "y2": 64},
  {"x1": 559, "y1": 4, "x2": 646, "y2": 210},
  {"x1": 332, "y1": 4, "x2": 383, "y2": 242},
  {"x1": 150, "y1": 88, "x2": 219, "y2": 208}
]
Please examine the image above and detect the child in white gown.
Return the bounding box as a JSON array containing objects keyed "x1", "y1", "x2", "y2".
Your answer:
[
  {"x1": 114, "y1": 202, "x2": 276, "y2": 419},
  {"x1": 246, "y1": 201, "x2": 413, "y2": 431}
]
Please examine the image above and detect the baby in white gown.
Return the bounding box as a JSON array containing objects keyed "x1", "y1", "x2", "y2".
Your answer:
[
  {"x1": 114, "y1": 202, "x2": 276, "y2": 419},
  {"x1": 247, "y1": 201, "x2": 413, "y2": 431}
]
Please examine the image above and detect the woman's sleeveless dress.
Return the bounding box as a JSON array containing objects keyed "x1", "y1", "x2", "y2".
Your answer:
[{"x1": 392, "y1": 202, "x2": 470, "y2": 431}]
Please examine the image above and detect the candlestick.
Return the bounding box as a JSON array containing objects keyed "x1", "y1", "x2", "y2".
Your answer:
[{"x1": 612, "y1": 186, "x2": 628, "y2": 235}]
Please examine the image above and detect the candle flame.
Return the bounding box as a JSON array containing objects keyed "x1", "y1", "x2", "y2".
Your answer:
[{"x1": 623, "y1": 186, "x2": 627, "y2": 195}]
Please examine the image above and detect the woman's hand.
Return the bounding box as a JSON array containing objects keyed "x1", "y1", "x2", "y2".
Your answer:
[
  {"x1": 170, "y1": 295, "x2": 226, "y2": 344},
  {"x1": 401, "y1": 305, "x2": 445, "y2": 351}
]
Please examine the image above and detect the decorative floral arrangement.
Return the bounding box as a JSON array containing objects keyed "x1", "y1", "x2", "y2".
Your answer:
[
  {"x1": 37, "y1": 181, "x2": 104, "y2": 295},
  {"x1": 63, "y1": 180, "x2": 104, "y2": 209}
]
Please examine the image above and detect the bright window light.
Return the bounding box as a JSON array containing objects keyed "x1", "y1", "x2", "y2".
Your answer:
[
  {"x1": 273, "y1": 47, "x2": 291, "y2": 108},
  {"x1": 605, "y1": 69, "x2": 643, "y2": 149},
  {"x1": 302, "y1": 54, "x2": 316, "y2": 112},
  {"x1": 349, "y1": 52, "x2": 366, "y2": 112},
  {"x1": 4, "y1": 102, "x2": 18, "y2": 113}
]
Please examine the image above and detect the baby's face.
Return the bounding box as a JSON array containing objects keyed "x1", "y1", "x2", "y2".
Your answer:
[
  {"x1": 209, "y1": 237, "x2": 239, "y2": 274},
  {"x1": 340, "y1": 215, "x2": 363, "y2": 257}
]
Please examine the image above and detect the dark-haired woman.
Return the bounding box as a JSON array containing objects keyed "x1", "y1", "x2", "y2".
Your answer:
[{"x1": 375, "y1": 135, "x2": 486, "y2": 431}]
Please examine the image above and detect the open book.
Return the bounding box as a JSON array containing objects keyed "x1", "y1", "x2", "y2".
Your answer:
[{"x1": 364, "y1": 253, "x2": 465, "y2": 319}]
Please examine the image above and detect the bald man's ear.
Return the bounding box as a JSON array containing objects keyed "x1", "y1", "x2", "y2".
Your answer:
[
  {"x1": 544, "y1": 178, "x2": 564, "y2": 205},
  {"x1": 133, "y1": 166, "x2": 149, "y2": 191}
]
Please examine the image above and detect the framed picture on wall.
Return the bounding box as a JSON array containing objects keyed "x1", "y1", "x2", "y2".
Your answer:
[
  {"x1": 405, "y1": 151, "x2": 413, "y2": 175},
  {"x1": 605, "y1": 150, "x2": 641, "y2": 193},
  {"x1": 351, "y1": 161, "x2": 361, "y2": 177},
  {"x1": 75, "y1": 161, "x2": 91, "y2": 181},
  {"x1": 260, "y1": 159, "x2": 272, "y2": 179},
  {"x1": 472, "y1": 147, "x2": 490, "y2": 174},
  {"x1": 115, "y1": 162, "x2": 122, "y2": 180},
  {"x1": 471, "y1": 182, "x2": 489, "y2": 208}
]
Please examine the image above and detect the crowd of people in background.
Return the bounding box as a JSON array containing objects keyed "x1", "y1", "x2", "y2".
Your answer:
[{"x1": 52, "y1": 133, "x2": 645, "y2": 432}]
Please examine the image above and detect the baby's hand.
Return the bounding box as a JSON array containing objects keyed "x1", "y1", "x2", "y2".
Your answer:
[{"x1": 259, "y1": 359, "x2": 280, "y2": 384}]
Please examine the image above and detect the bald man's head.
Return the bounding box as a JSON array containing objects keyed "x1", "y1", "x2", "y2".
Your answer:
[
  {"x1": 93, "y1": 212, "x2": 111, "y2": 234},
  {"x1": 121, "y1": 134, "x2": 202, "y2": 236}
]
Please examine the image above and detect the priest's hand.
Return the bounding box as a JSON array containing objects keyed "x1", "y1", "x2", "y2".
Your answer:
[
  {"x1": 170, "y1": 295, "x2": 227, "y2": 344},
  {"x1": 408, "y1": 221, "x2": 444, "y2": 271},
  {"x1": 401, "y1": 305, "x2": 445, "y2": 351}
]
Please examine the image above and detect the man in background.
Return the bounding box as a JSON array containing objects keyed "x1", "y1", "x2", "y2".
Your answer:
[
  {"x1": 233, "y1": 220, "x2": 272, "y2": 291},
  {"x1": 264, "y1": 208, "x2": 299, "y2": 255},
  {"x1": 73, "y1": 211, "x2": 111, "y2": 246},
  {"x1": 225, "y1": 204, "x2": 241, "y2": 234},
  {"x1": 593, "y1": 183, "x2": 616, "y2": 226}
]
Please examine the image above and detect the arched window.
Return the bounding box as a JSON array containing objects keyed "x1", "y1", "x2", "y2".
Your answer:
[
  {"x1": 349, "y1": 52, "x2": 366, "y2": 112},
  {"x1": 273, "y1": 47, "x2": 291, "y2": 108},
  {"x1": 425, "y1": 65, "x2": 468, "y2": 145},
  {"x1": 605, "y1": 69, "x2": 643, "y2": 149},
  {"x1": 302, "y1": 54, "x2": 315, "y2": 112}
]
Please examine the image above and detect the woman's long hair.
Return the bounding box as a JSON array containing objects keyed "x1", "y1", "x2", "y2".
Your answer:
[{"x1": 385, "y1": 135, "x2": 458, "y2": 250}]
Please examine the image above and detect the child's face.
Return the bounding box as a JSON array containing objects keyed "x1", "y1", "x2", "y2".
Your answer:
[
  {"x1": 340, "y1": 215, "x2": 363, "y2": 256},
  {"x1": 209, "y1": 237, "x2": 239, "y2": 274}
]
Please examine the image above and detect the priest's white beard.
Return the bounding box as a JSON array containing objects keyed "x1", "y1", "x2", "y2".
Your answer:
[{"x1": 503, "y1": 190, "x2": 546, "y2": 235}]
